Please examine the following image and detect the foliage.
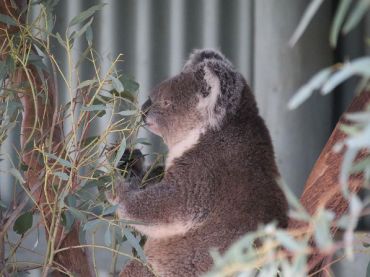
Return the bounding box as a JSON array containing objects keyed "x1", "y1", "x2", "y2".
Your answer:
[
  {"x1": 0, "y1": 1, "x2": 150, "y2": 275},
  {"x1": 206, "y1": 1, "x2": 370, "y2": 276}
]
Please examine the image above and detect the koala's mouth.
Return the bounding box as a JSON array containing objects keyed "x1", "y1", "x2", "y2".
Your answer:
[{"x1": 144, "y1": 119, "x2": 161, "y2": 136}]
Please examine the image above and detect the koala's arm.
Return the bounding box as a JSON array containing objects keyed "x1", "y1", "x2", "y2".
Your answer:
[{"x1": 109, "y1": 178, "x2": 185, "y2": 224}]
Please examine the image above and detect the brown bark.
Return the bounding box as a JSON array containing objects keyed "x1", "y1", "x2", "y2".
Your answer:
[
  {"x1": 288, "y1": 91, "x2": 370, "y2": 275},
  {"x1": 1, "y1": 1, "x2": 92, "y2": 275}
]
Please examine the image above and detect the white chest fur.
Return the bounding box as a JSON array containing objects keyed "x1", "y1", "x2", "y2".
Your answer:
[{"x1": 166, "y1": 127, "x2": 204, "y2": 170}]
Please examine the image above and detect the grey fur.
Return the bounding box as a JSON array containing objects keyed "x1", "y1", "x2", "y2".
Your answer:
[{"x1": 108, "y1": 49, "x2": 288, "y2": 277}]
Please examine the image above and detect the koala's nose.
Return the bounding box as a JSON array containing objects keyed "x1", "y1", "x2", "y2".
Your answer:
[{"x1": 141, "y1": 97, "x2": 152, "y2": 122}]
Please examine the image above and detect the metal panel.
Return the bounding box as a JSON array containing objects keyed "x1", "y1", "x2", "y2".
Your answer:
[{"x1": 254, "y1": 0, "x2": 334, "y2": 195}]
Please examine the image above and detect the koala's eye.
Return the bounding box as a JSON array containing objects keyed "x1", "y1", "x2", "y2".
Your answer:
[{"x1": 162, "y1": 99, "x2": 172, "y2": 108}]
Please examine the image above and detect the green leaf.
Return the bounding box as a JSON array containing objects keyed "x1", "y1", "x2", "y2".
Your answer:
[
  {"x1": 10, "y1": 168, "x2": 25, "y2": 184},
  {"x1": 117, "y1": 110, "x2": 137, "y2": 117},
  {"x1": 44, "y1": 152, "x2": 73, "y2": 168},
  {"x1": 314, "y1": 210, "x2": 334, "y2": 250},
  {"x1": 77, "y1": 79, "x2": 97, "y2": 90},
  {"x1": 134, "y1": 138, "x2": 151, "y2": 146},
  {"x1": 0, "y1": 13, "x2": 17, "y2": 26},
  {"x1": 13, "y1": 212, "x2": 33, "y2": 235},
  {"x1": 69, "y1": 3, "x2": 105, "y2": 26},
  {"x1": 81, "y1": 104, "x2": 107, "y2": 112},
  {"x1": 330, "y1": 0, "x2": 351, "y2": 47},
  {"x1": 343, "y1": 0, "x2": 370, "y2": 34},
  {"x1": 75, "y1": 46, "x2": 92, "y2": 68},
  {"x1": 288, "y1": 67, "x2": 332, "y2": 109},
  {"x1": 86, "y1": 25, "x2": 93, "y2": 46},
  {"x1": 83, "y1": 219, "x2": 104, "y2": 232},
  {"x1": 68, "y1": 207, "x2": 87, "y2": 223},
  {"x1": 102, "y1": 205, "x2": 118, "y2": 216},
  {"x1": 70, "y1": 17, "x2": 94, "y2": 40},
  {"x1": 121, "y1": 75, "x2": 140, "y2": 94},
  {"x1": 366, "y1": 260, "x2": 370, "y2": 277},
  {"x1": 275, "y1": 231, "x2": 305, "y2": 252},
  {"x1": 55, "y1": 32, "x2": 66, "y2": 48},
  {"x1": 322, "y1": 58, "x2": 370, "y2": 94},
  {"x1": 53, "y1": 171, "x2": 69, "y2": 181},
  {"x1": 61, "y1": 211, "x2": 75, "y2": 232},
  {"x1": 340, "y1": 147, "x2": 358, "y2": 195},
  {"x1": 114, "y1": 136, "x2": 127, "y2": 167},
  {"x1": 124, "y1": 228, "x2": 146, "y2": 262},
  {"x1": 0, "y1": 199, "x2": 7, "y2": 209},
  {"x1": 104, "y1": 226, "x2": 112, "y2": 246},
  {"x1": 80, "y1": 135, "x2": 99, "y2": 148},
  {"x1": 0, "y1": 61, "x2": 6, "y2": 82},
  {"x1": 111, "y1": 76, "x2": 124, "y2": 93},
  {"x1": 289, "y1": 0, "x2": 324, "y2": 46}
]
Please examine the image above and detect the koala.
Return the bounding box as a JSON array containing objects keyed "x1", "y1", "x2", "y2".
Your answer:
[{"x1": 107, "y1": 49, "x2": 288, "y2": 277}]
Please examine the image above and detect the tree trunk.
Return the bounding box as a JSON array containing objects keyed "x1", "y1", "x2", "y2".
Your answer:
[
  {"x1": 0, "y1": 1, "x2": 92, "y2": 275},
  {"x1": 288, "y1": 91, "x2": 370, "y2": 275}
]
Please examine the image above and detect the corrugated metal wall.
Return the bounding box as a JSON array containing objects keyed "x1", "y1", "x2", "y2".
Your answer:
[{"x1": 1, "y1": 0, "x2": 369, "y2": 275}]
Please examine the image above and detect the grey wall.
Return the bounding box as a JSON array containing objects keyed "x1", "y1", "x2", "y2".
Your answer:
[{"x1": 1, "y1": 0, "x2": 369, "y2": 275}]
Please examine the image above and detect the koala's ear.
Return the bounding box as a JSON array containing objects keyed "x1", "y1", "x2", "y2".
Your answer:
[
  {"x1": 195, "y1": 60, "x2": 244, "y2": 128},
  {"x1": 183, "y1": 48, "x2": 232, "y2": 71}
]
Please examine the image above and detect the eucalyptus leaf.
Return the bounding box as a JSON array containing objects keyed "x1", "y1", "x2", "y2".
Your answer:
[
  {"x1": 0, "y1": 13, "x2": 17, "y2": 26},
  {"x1": 61, "y1": 211, "x2": 75, "y2": 232},
  {"x1": 75, "y1": 46, "x2": 92, "y2": 68},
  {"x1": 44, "y1": 152, "x2": 73, "y2": 168},
  {"x1": 71, "y1": 17, "x2": 94, "y2": 40},
  {"x1": 124, "y1": 228, "x2": 146, "y2": 262},
  {"x1": 313, "y1": 210, "x2": 334, "y2": 250},
  {"x1": 340, "y1": 147, "x2": 358, "y2": 195},
  {"x1": 55, "y1": 32, "x2": 66, "y2": 48},
  {"x1": 289, "y1": 0, "x2": 324, "y2": 46},
  {"x1": 53, "y1": 171, "x2": 69, "y2": 181},
  {"x1": 102, "y1": 205, "x2": 118, "y2": 216},
  {"x1": 10, "y1": 168, "x2": 25, "y2": 184},
  {"x1": 86, "y1": 25, "x2": 93, "y2": 45},
  {"x1": 111, "y1": 76, "x2": 124, "y2": 93},
  {"x1": 288, "y1": 67, "x2": 332, "y2": 109},
  {"x1": 330, "y1": 0, "x2": 351, "y2": 47},
  {"x1": 322, "y1": 58, "x2": 370, "y2": 94},
  {"x1": 343, "y1": 0, "x2": 370, "y2": 34},
  {"x1": 77, "y1": 79, "x2": 97, "y2": 90},
  {"x1": 80, "y1": 135, "x2": 99, "y2": 148},
  {"x1": 117, "y1": 110, "x2": 137, "y2": 117},
  {"x1": 83, "y1": 219, "x2": 104, "y2": 232},
  {"x1": 104, "y1": 226, "x2": 112, "y2": 246},
  {"x1": 13, "y1": 212, "x2": 33, "y2": 235},
  {"x1": 81, "y1": 104, "x2": 107, "y2": 112},
  {"x1": 69, "y1": 3, "x2": 105, "y2": 26},
  {"x1": 366, "y1": 260, "x2": 370, "y2": 277},
  {"x1": 135, "y1": 138, "x2": 151, "y2": 146},
  {"x1": 275, "y1": 231, "x2": 305, "y2": 252},
  {"x1": 0, "y1": 199, "x2": 7, "y2": 209},
  {"x1": 121, "y1": 75, "x2": 140, "y2": 94},
  {"x1": 114, "y1": 136, "x2": 127, "y2": 167},
  {"x1": 68, "y1": 207, "x2": 87, "y2": 223}
]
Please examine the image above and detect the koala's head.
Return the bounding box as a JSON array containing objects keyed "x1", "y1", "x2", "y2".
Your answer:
[{"x1": 141, "y1": 49, "x2": 248, "y2": 147}]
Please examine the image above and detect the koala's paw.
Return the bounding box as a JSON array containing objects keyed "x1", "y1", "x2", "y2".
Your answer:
[
  {"x1": 105, "y1": 190, "x2": 119, "y2": 206},
  {"x1": 120, "y1": 260, "x2": 154, "y2": 277},
  {"x1": 117, "y1": 148, "x2": 145, "y2": 179},
  {"x1": 105, "y1": 177, "x2": 135, "y2": 204}
]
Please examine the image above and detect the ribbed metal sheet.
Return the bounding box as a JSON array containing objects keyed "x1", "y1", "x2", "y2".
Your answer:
[{"x1": 1, "y1": 0, "x2": 367, "y2": 275}]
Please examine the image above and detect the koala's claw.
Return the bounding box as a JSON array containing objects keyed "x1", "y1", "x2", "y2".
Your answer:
[
  {"x1": 105, "y1": 190, "x2": 119, "y2": 205},
  {"x1": 117, "y1": 148, "x2": 145, "y2": 179}
]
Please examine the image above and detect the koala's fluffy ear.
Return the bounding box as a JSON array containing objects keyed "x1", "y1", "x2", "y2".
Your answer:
[
  {"x1": 183, "y1": 48, "x2": 232, "y2": 71},
  {"x1": 194, "y1": 59, "x2": 245, "y2": 128}
]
